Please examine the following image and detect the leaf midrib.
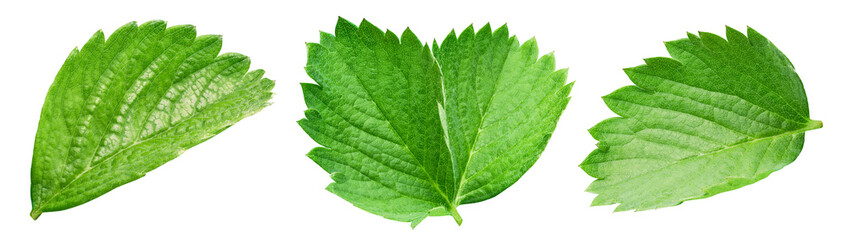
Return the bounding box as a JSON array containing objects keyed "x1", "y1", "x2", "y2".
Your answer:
[
  {"x1": 589, "y1": 119, "x2": 822, "y2": 191},
  {"x1": 333, "y1": 44, "x2": 456, "y2": 211},
  {"x1": 452, "y1": 45, "x2": 509, "y2": 206}
]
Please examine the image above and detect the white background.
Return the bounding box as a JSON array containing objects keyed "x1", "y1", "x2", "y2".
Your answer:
[{"x1": 1, "y1": 0, "x2": 845, "y2": 239}]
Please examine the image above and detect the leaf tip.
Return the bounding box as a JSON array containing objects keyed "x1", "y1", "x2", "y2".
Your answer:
[
  {"x1": 461, "y1": 24, "x2": 475, "y2": 36},
  {"x1": 479, "y1": 22, "x2": 492, "y2": 33},
  {"x1": 329, "y1": 172, "x2": 348, "y2": 183},
  {"x1": 336, "y1": 16, "x2": 349, "y2": 24},
  {"x1": 410, "y1": 218, "x2": 423, "y2": 229},
  {"x1": 447, "y1": 29, "x2": 458, "y2": 38},
  {"x1": 746, "y1": 25, "x2": 758, "y2": 34},
  {"x1": 494, "y1": 23, "x2": 509, "y2": 36}
]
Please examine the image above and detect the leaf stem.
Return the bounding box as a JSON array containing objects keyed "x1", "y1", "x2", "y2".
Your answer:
[
  {"x1": 447, "y1": 205, "x2": 463, "y2": 226},
  {"x1": 807, "y1": 119, "x2": 823, "y2": 130},
  {"x1": 30, "y1": 209, "x2": 42, "y2": 220}
]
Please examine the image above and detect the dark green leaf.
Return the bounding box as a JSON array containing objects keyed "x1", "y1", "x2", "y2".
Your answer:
[{"x1": 299, "y1": 18, "x2": 572, "y2": 227}]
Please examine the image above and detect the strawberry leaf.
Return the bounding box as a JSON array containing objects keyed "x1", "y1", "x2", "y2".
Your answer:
[
  {"x1": 581, "y1": 27, "x2": 821, "y2": 211},
  {"x1": 299, "y1": 18, "x2": 572, "y2": 227},
  {"x1": 30, "y1": 20, "x2": 274, "y2": 219}
]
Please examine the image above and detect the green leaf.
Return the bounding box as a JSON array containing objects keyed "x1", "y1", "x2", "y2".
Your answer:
[
  {"x1": 580, "y1": 26, "x2": 822, "y2": 211},
  {"x1": 30, "y1": 20, "x2": 274, "y2": 219},
  {"x1": 299, "y1": 18, "x2": 572, "y2": 227}
]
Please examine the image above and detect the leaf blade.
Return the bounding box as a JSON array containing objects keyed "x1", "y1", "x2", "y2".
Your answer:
[
  {"x1": 581, "y1": 27, "x2": 821, "y2": 211},
  {"x1": 30, "y1": 20, "x2": 274, "y2": 219},
  {"x1": 435, "y1": 27, "x2": 572, "y2": 205},
  {"x1": 301, "y1": 18, "x2": 455, "y2": 225},
  {"x1": 301, "y1": 18, "x2": 571, "y2": 226}
]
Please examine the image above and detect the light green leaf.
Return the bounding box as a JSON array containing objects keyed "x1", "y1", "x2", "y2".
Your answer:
[
  {"x1": 299, "y1": 18, "x2": 572, "y2": 227},
  {"x1": 580, "y1": 26, "x2": 822, "y2": 211},
  {"x1": 30, "y1": 20, "x2": 274, "y2": 219}
]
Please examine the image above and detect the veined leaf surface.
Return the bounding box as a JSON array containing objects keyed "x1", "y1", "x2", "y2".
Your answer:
[
  {"x1": 580, "y1": 27, "x2": 821, "y2": 211},
  {"x1": 299, "y1": 18, "x2": 572, "y2": 227},
  {"x1": 30, "y1": 20, "x2": 274, "y2": 219}
]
